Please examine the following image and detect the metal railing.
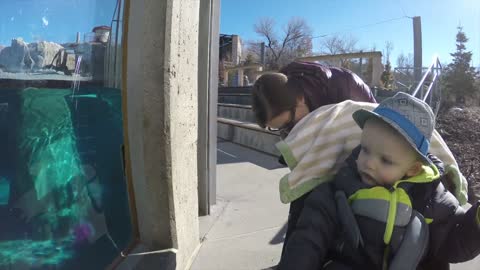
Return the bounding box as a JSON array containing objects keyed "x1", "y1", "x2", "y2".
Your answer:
[
  {"x1": 104, "y1": 0, "x2": 123, "y2": 89},
  {"x1": 393, "y1": 67, "x2": 429, "y2": 92},
  {"x1": 411, "y1": 56, "x2": 443, "y2": 115}
]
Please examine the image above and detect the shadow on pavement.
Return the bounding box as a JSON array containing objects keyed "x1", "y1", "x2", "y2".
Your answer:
[
  {"x1": 269, "y1": 222, "x2": 287, "y2": 245},
  {"x1": 216, "y1": 139, "x2": 287, "y2": 170}
]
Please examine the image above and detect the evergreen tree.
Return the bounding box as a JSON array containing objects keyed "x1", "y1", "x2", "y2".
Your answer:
[
  {"x1": 380, "y1": 41, "x2": 394, "y2": 89},
  {"x1": 442, "y1": 26, "x2": 478, "y2": 104},
  {"x1": 381, "y1": 60, "x2": 394, "y2": 89}
]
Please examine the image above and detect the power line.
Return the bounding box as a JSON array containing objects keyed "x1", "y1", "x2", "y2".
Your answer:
[
  {"x1": 399, "y1": 3, "x2": 414, "y2": 19},
  {"x1": 312, "y1": 16, "x2": 411, "y2": 39}
]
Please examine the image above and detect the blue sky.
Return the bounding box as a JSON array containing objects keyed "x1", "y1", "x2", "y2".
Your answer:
[
  {"x1": 0, "y1": 0, "x2": 116, "y2": 45},
  {"x1": 221, "y1": 0, "x2": 480, "y2": 67},
  {"x1": 0, "y1": 0, "x2": 478, "y2": 68}
]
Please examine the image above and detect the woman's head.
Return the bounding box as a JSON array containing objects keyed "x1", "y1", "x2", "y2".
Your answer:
[{"x1": 252, "y1": 72, "x2": 307, "y2": 130}]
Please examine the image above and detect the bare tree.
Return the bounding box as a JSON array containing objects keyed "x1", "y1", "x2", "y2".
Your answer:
[
  {"x1": 394, "y1": 52, "x2": 415, "y2": 91},
  {"x1": 320, "y1": 35, "x2": 358, "y2": 55},
  {"x1": 384, "y1": 41, "x2": 394, "y2": 64},
  {"x1": 380, "y1": 41, "x2": 395, "y2": 89},
  {"x1": 396, "y1": 52, "x2": 413, "y2": 68},
  {"x1": 253, "y1": 17, "x2": 313, "y2": 70},
  {"x1": 319, "y1": 34, "x2": 359, "y2": 68},
  {"x1": 243, "y1": 40, "x2": 263, "y2": 63}
]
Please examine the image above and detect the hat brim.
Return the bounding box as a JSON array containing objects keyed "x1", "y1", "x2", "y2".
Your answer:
[{"x1": 352, "y1": 109, "x2": 432, "y2": 166}]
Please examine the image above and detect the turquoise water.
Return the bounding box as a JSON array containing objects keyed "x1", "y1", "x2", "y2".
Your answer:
[
  {"x1": 0, "y1": 177, "x2": 9, "y2": 205},
  {"x1": 0, "y1": 87, "x2": 132, "y2": 269}
]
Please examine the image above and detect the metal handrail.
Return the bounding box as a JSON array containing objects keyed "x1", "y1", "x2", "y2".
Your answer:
[
  {"x1": 105, "y1": 0, "x2": 122, "y2": 88},
  {"x1": 409, "y1": 56, "x2": 443, "y2": 115},
  {"x1": 411, "y1": 56, "x2": 442, "y2": 100},
  {"x1": 395, "y1": 81, "x2": 409, "y2": 89},
  {"x1": 422, "y1": 72, "x2": 438, "y2": 102}
]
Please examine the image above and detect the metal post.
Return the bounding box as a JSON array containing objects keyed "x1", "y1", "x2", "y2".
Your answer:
[{"x1": 413, "y1": 16, "x2": 422, "y2": 96}]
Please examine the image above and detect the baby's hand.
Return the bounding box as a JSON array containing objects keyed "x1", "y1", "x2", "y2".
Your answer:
[{"x1": 442, "y1": 164, "x2": 468, "y2": 206}]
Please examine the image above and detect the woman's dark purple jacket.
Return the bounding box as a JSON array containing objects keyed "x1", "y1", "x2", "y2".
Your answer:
[{"x1": 280, "y1": 61, "x2": 377, "y2": 110}]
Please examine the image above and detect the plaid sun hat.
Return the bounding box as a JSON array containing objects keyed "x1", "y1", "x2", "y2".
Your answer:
[{"x1": 352, "y1": 92, "x2": 435, "y2": 165}]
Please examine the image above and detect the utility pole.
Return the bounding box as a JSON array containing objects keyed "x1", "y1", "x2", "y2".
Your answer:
[
  {"x1": 413, "y1": 16, "x2": 422, "y2": 93},
  {"x1": 260, "y1": 42, "x2": 266, "y2": 66}
]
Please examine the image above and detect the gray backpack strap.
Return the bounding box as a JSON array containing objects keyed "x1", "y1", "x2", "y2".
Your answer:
[
  {"x1": 389, "y1": 210, "x2": 429, "y2": 270},
  {"x1": 335, "y1": 191, "x2": 364, "y2": 248}
]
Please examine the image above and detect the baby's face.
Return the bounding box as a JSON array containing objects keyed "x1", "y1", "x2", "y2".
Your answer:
[{"x1": 356, "y1": 119, "x2": 421, "y2": 186}]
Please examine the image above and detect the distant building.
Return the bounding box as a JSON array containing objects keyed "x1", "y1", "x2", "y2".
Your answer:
[{"x1": 219, "y1": 34, "x2": 242, "y2": 66}]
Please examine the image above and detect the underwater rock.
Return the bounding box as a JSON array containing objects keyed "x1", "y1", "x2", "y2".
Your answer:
[
  {"x1": 28, "y1": 41, "x2": 63, "y2": 69},
  {"x1": 0, "y1": 38, "x2": 33, "y2": 72},
  {"x1": 0, "y1": 38, "x2": 64, "y2": 72}
]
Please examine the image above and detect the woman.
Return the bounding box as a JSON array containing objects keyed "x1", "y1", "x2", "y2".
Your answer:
[
  {"x1": 252, "y1": 61, "x2": 377, "y2": 255},
  {"x1": 252, "y1": 61, "x2": 376, "y2": 138},
  {"x1": 252, "y1": 62, "x2": 468, "y2": 269}
]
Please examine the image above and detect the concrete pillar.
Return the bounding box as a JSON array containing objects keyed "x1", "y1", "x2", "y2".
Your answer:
[
  {"x1": 253, "y1": 66, "x2": 263, "y2": 82},
  {"x1": 237, "y1": 69, "x2": 244, "y2": 86},
  {"x1": 123, "y1": 0, "x2": 200, "y2": 269},
  {"x1": 371, "y1": 56, "x2": 384, "y2": 87},
  {"x1": 333, "y1": 59, "x2": 342, "y2": 68},
  {"x1": 232, "y1": 35, "x2": 242, "y2": 65},
  {"x1": 198, "y1": 0, "x2": 219, "y2": 215},
  {"x1": 223, "y1": 70, "x2": 229, "y2": 86}
]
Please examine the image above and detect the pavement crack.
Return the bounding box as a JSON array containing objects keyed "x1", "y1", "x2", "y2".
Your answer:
[{"x1": 208, "y1": 225, "x2": 284, "y2": 243}]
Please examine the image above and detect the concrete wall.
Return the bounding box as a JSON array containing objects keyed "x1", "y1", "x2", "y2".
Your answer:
[
  {"x1": 165, "y1": 1, "x2": 200, "y2": 268},
  {"x1": 217, "y1": 118, "x2": 281, "y2": 156},
  {"x1": 123, "y1": 0, "x2": 200, "y2": 269}
]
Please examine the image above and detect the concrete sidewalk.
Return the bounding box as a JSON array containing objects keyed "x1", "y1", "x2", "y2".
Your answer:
[
  {"x1": 191, "y1": 141, "x2": 288, "y2": 270},
  {"x1": 190, "y1": 141, "x2": 480, "y2": 270}
]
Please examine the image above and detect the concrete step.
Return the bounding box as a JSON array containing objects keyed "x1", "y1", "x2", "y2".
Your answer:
[
  {"x1": 217, "y1": 117, "x2": 281, "y2": 156},
  {"x1": 218, "y1": 93, "x2": 252, "y2": 105},
  {"x1": 217, "y1": 103, "x2": 255, "y2": 123}
]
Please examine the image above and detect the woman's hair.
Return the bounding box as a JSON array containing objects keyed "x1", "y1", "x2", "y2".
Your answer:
[{"x1": 252, "y1": 73, "x2": 303, "y2": 128}]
